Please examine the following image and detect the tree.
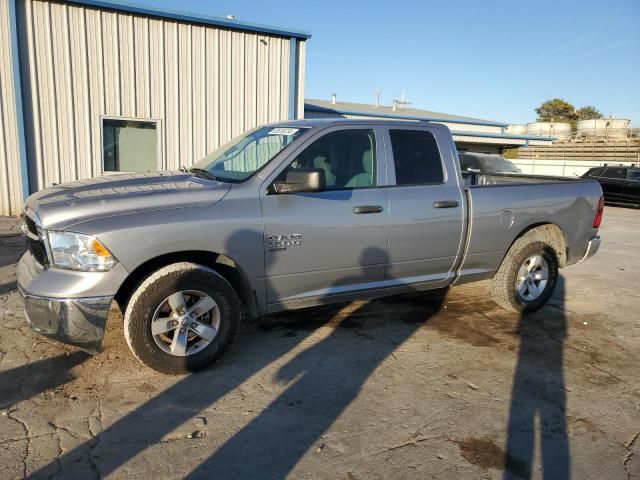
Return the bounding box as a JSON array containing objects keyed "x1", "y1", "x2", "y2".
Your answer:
[
  {"x1": 576, "y1": 106, "x2": 603, "y2": 121},
  {"x1": 535, "y1": 98, "x2": 577, "y2": 123}
]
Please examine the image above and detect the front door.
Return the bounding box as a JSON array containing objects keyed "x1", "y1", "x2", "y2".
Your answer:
[{"x1": 261, "y1": 126, "x2": 389, "y2": 309}]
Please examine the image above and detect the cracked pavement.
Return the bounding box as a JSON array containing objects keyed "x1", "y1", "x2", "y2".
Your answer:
[{"x1": 0, "y1": 208, "x2": 639, "y2": 479}]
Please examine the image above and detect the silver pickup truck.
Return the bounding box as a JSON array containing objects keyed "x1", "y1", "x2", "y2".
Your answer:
[{"x1": 18, "y1": 119, "x2": 603, "y2": 374}]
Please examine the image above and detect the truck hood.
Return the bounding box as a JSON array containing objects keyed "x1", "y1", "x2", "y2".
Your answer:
[{"x1": 25, "y1": 171, "x2": 232, "y2": 230}]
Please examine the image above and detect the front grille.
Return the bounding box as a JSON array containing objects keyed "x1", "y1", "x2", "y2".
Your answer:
[
  {"x1": 22, "y1": 214, "x2": 48, "y2": 266},
  {"x1": 27, "y1": 237, "x2": 48, "y2": 266},
  {"x1": 24, "y1": 215, "x2": 37, "y2": 236}
]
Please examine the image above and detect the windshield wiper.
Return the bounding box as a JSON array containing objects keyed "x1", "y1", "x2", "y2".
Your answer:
[{"x1": 189, "y1": 168, "x2": 219, "y2": 181}]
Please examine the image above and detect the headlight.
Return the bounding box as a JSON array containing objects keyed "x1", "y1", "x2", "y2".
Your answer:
[{"x1": 47, "y1": 231, "x2": 117, "y2": 271}]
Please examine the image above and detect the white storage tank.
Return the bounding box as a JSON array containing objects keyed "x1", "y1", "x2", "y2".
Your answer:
[
  {"x1": 506, "y1": 124, "x2": 526, "y2": 135},
  {"x1": 526, "y1": 122, "x2": 571, "y2": 139},
  {"x1": 577, "y1": 118, "x2": 630, "y2": 139}
]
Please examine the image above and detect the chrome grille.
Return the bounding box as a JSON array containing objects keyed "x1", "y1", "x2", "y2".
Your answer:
[{"x1": 22, "y1": 213, "x2": 48, "y2": 266}]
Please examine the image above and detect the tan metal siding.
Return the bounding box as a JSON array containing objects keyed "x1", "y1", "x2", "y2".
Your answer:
[
  {"x1": 204, "y1": 28, "x2": 219, "y2": 153},
  {"x1": 192, "y1": 25, "x2": 206, "y2": 162},
  {"x1": 21, "y1": 0, "x2": 296, "y2": 191},
  {"x1": 0, "y1": 0, "x2": 24, "y2": 216},
  {"x1": 86, "y1": 6, "x2": 105, "y2": 177},
  {"x1": 69, "y1": 6, "x2": 93, "y2": 180}
]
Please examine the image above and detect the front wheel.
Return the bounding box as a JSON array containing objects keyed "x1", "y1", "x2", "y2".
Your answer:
[
  {"x1": 124, "y1": 262, "x2": 241, "y2": 375},
  {"x1": 491, "y1": 240, "x2": 559, "y2": 313}
]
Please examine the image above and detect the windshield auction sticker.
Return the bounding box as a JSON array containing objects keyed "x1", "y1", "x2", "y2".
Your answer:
[{"x1": 268, "y1": 128, "x2": 300, "y2": 136}]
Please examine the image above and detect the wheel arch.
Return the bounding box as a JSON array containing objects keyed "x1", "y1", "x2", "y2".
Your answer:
[
  {"x1": 114, "y1": 250, "x2": 258, "y2": 319},
  {"x1": 506, "y1": 222, "x2": 568, "y2": 267}
]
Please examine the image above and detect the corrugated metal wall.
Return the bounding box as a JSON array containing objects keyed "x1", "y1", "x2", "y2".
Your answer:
[
  {"x1": 17, "y1": 0, "x2": 304, "y2": 196},
  {"x1": 0, "y1": 0, "x2": 24, "y2": 216}
]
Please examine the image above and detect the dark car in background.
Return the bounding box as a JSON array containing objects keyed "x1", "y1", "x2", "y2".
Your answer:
[
  {"x1": 582, "y1": 165, "x2": 640, "y2": 208},
  {"x1": 458, "y1": 152, "x2": 524, "y2": 186},
  {"x1": 458, "y1": 152, "x2": 522, "y2": 175}
]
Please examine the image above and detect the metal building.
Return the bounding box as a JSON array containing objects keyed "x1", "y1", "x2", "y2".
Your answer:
[
  {"x1": 305, "y1": 98, "x2": 554, "y2": 154},
  {"x1": 0, "y1": 0, "x2": 310, "y2": 216}
]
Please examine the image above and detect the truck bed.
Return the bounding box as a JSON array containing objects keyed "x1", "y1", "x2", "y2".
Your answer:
[
  {"x1": 456, "y1": 177, "x2": 602, "y2": 283},
  {"x1": 462, "y1": 171, "x2": 581, "y2": 187}
]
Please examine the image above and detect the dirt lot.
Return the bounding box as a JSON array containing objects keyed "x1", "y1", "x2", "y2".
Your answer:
[{"x1": 0, "y1": 207, "x2": 638, "y2": 479}]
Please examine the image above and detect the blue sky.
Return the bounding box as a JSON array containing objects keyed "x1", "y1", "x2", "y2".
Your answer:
[{"x1": 118, "y1": 0, "x2": 639, "y2": 126}]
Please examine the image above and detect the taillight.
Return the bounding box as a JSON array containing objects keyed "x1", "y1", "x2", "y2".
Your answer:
[{"x1": 593, "y1": 196, "x2": 604, "y2": 228}]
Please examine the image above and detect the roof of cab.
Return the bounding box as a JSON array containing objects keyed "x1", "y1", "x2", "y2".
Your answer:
[
  {"x1": 271, "y1": 118, "x2": 430, "y2": 128},
  {"x1": 269, "y1": 118, "x2": 556, "y2": 143}
]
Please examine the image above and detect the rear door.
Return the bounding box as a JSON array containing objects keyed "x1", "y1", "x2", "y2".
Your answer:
[
  {"x1": 384, "y1": 126, "x2": 465, "y2": 286},
  {"x1": 600, "y1": 167, "x2": 626, "y2": 203},
  {"x1": 260, "y1": 125, "x2": 390, "y2": 309},
  {"x1": 623, "y1": 169, "x2": 640, "y2": 205}
]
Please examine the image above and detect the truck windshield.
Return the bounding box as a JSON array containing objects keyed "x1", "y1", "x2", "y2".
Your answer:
[
  {"x1": 191, "y1": 126, "x2": 306, "y2": 182},
  {"x1": 480, "y1": 156, "x2": 522, "y2": 174}
]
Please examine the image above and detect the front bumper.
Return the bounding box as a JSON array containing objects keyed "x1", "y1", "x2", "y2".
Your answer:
[
  {"x1": 17, "y1": 250, "x2": 126, "y2": 354},
  {"x1": 19, "y1": 286, "x2": 112, "y2": 354},
  {"x1": 580, "y1": 235, "x2": 601, "y2": 262}
]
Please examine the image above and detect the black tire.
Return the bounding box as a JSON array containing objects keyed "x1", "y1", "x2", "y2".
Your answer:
[
  {"x1": 490, "y1": 240, "x2": 558, "y2": 313},
  {"x1": 124, "y1": 262, "x2": 241, "y2": 375}
]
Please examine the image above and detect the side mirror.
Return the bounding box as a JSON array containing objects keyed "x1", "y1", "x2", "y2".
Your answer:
[{"x1": 271, "y1": 168, "x2": 326, "y2": 194}]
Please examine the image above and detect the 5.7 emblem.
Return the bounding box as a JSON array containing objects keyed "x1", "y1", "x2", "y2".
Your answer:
[{"x1": 268, "y1": 233, "x2": 302, "y2": 252}]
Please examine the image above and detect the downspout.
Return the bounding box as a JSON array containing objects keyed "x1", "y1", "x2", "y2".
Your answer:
[
  {"x1": 8, "y1": 0, "x2": 30, "y2": 202},
  {"x1": 288, "y1": 37, "x2": 298, "y2": 120}
]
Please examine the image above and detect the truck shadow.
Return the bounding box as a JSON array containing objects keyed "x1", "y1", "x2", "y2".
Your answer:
[
  {"x1": 27, "y1": 247, "x2": 447, "y2": 479},
  {"x1": 0, "y1": 351, "x2": 89, "y2": 409},
  {"x1": 0, "y1": 281, "x2": 17, "y2": 295},
  {"x1": 21, "y1": 250, "x2": 573, "y2": 479},
  {"x1": 503, "y1": 275, "x2": 569, "y2": 479},
  {"x1": 184, "y1": 255, "x2": 447, "y2": 479},
  {"x1": 0, "y1": 234, "x2": 26, "y2": 293},
  {"x1": 26, "y1": 313, "x2": 322, "y2": 479},
  {"x1": 0, "y1": 234, "x2": 26, "y2": 269}
]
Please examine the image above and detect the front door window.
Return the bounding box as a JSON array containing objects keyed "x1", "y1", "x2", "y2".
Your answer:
[{"x1": 281, "y1": 129, "x2": 377, "y2": 190}]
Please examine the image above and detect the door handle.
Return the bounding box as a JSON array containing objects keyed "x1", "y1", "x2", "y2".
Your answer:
[
  {"x1": 433, "y1": 200, "x2": 459, "y2": 209},
  {"x1": 353, "y1": 205, "x2": 383, "y2": 214}
]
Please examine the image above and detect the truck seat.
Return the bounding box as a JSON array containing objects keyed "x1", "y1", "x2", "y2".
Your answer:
[
  {"x1": 345, "y1": 150, "x2": 374, "y2": 188},
  {"x1": 313, "y1": 155, "x2": 336, "y2": 186}
]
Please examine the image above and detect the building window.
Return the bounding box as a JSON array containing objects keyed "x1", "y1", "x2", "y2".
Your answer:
[{"x1": 103, "y1": 119, "x2": 158, "y2": 172}]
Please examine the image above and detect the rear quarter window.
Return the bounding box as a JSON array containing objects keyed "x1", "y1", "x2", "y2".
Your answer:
[
  {"x1": 389, "y1": 130, "x2": 444, "y2": 185},
  {"x1": 628, "y1": 169, "x2": 640, "y2": 181}
]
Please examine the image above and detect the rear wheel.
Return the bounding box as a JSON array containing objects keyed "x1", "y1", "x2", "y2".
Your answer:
[
  {"x1": 491, "y1": 240, "x2": 558, "y2": 313},
  {"x1": 124, "y1": 262, "x2": 241, "y2": 375}
]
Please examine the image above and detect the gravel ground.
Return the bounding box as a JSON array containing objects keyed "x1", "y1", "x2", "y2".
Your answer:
[{"x1": 0, "y1": 208, "x2": 638, "y2": 479}]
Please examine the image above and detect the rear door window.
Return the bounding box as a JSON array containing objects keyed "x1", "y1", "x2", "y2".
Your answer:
[
  {"x1": 603, "y1": 167, "x2": 626, "y2": 179},
  {"x1": 389, "y1": 130, "x2": 444, "y2": 185}
]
